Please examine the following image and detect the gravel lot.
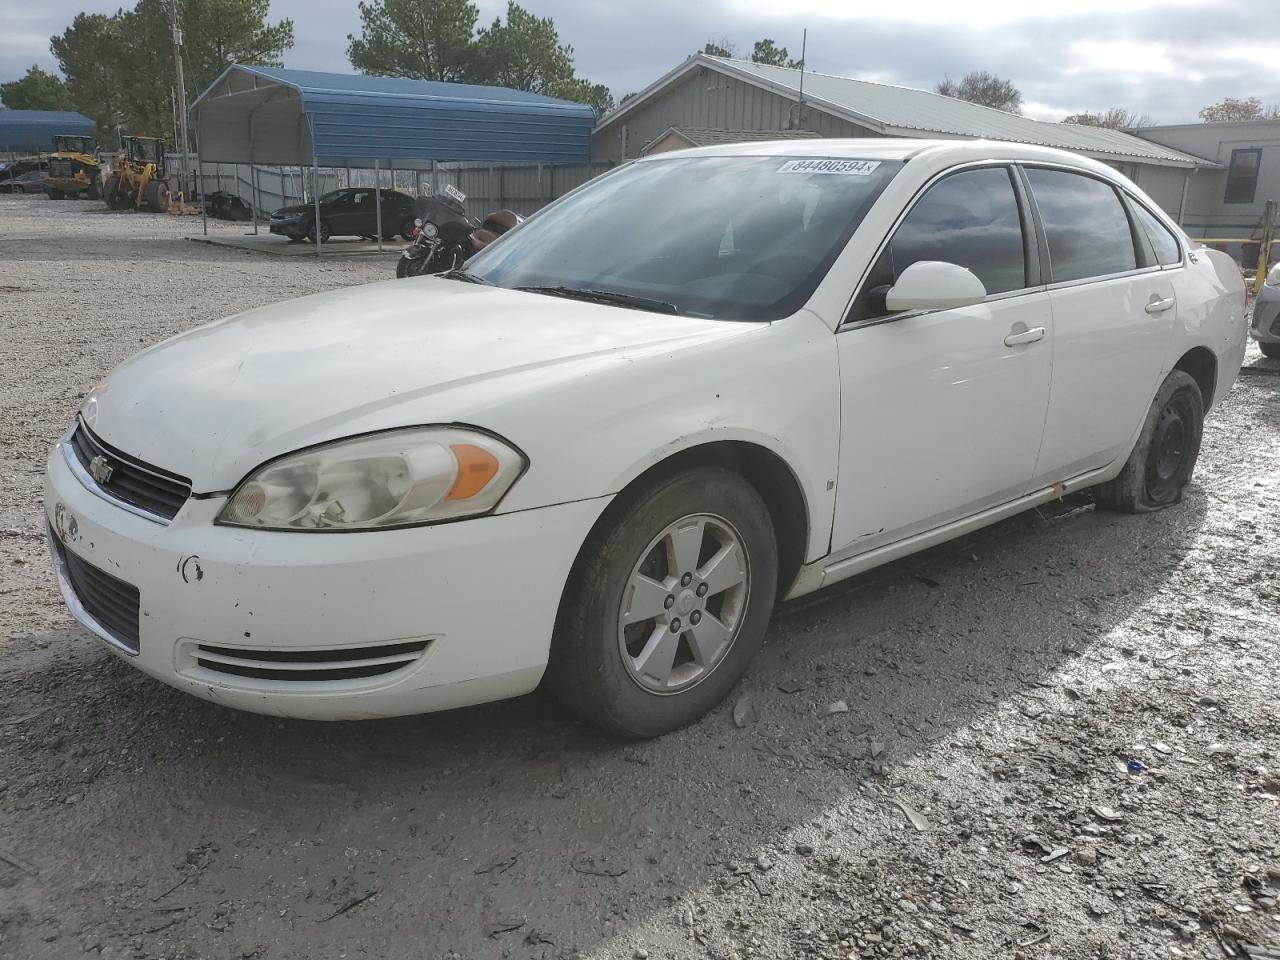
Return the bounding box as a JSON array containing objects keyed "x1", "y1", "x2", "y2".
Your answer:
[{"x1": 2, "y1": 193, "x2": 1279, "y2": 960}]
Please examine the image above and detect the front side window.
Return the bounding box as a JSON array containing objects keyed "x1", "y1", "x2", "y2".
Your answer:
[
  {"x1": 1130, "y1": 201, "x2": 1182, "y2": 266},
  {"x1": 462, "y1": 155, "x2": 903, "y2": 321},
  {"x1": 1025, "y1": 168, "x2": 1137, "y2": 283},
  {"x1": 848, "y1": 166, "x2": 1028, "y2": 321},
  {"x1": 1225, "y1": 148, "x2": 1262, "y2": 204}
]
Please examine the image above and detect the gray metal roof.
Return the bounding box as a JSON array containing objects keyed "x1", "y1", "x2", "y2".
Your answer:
[
  {"x1": 192, "y1": 65, "x2": 595, "y2": 168},
  {"x1": 599, "y1": 56, "x2": 1212, "y2": 169},
  {"x1": 0, "y1": 110, "x2": 95, "y2": 153},
  {"x1": 671, "y1": 127, "x2": 822, "y2": 146}
]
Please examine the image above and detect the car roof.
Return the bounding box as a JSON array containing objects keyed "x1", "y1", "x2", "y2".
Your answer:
[{"x1": 635, "y1": 137, "x2": 1118, "y2": 175}]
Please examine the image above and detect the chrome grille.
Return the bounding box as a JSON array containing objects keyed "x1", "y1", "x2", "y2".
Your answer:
[
  {"x1": 193, "y1": 641, "x2": 431, "y2": 682},
  {"x1": 69, "y1": 421, "x2": 192, "y2": 521}
]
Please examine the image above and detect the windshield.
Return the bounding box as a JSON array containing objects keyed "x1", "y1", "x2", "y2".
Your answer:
[
  {"x1": 461, "y1": 155, "x2": 901, "y2": 320},
  {"x1": 318, "y1": 189, "x2": 347, "y2": 204}
]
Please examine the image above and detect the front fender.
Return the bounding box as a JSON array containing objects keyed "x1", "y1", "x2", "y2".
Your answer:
[{"x1": 489, "y1": 311, "x2": 841, "y2": 564}]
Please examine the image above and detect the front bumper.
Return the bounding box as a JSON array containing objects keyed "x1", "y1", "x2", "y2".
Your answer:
[
  {"x1": 44, "y1": 442, "x2": 610, "y2": 719},
  {"x1": 268, "y1": 221, "x2": 306, "y2": 238},
  {"x1": 1251, "y1": 284, "x2": 1280, "y2": 344}
]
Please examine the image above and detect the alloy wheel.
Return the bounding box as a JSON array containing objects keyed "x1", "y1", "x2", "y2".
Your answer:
[{"x1": 617, "y1": 513, "x2": 750, "y2": 694}]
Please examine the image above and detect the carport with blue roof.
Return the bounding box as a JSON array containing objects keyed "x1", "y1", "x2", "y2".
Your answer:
[{"x1": 190, "y1": 65, "x2": 596, "y2": 253}]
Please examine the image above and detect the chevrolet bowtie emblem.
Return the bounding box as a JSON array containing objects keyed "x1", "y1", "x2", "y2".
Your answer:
[{"x1": 88, "y1": 454, "x2": 115, "y2": 485}]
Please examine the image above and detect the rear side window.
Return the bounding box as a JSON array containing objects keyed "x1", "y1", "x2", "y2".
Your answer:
[
  {"x1": 1130, "y1": 202, "x2": 1182, "y2": 266},
  {"x1": 1025, "y1": 168, "x2": 1137, "y2": 283},
  {"x1": 848, "y1": 166, "x2": 1027, "y2": 320}
]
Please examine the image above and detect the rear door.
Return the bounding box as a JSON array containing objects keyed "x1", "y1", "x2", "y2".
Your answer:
[
  {"x1": 831, "y1": 164, "x2": 1053, "y2": 555},
  {"x1": 1020, "y1": 166, "x2": 1176, "y2": 483}
]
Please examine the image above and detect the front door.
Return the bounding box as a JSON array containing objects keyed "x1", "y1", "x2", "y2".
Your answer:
[{"x1": 831, "y1": 165, "x2": 1053, "y2": 555}]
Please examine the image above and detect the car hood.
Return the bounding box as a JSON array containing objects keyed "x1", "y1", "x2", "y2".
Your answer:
[
  {"x1": 83, "y1": 279, "x2": 750, "y2": 492},
  {"x1": 271, "y1": 204, "x2": 311, "y2": 218}
]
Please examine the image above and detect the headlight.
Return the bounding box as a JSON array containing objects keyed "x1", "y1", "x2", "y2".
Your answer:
[
  {"x1": 216, "y1": 427, "x2": 525, "y2": 531},
  {"x1": 420, "y1": 220, "x2": 439, "y2": 240},
  {"x1": 1267, "y1": 263, "x2": 1280, "y2": 286}
]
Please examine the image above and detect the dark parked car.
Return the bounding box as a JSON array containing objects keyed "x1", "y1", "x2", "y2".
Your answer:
[
  {"x1": 268, "y1": 188, "x2": 417, "y2": 243},
  {"x1": 0, "y1": 158, "x2": 49, "y2": 194}
]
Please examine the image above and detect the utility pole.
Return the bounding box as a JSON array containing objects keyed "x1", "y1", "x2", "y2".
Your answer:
[{"x1": 169, "y1": 0, "x2": 192, "y2": 197}]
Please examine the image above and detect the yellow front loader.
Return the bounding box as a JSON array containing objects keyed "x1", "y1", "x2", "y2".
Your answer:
[
  {"x1": 44, "y1": 135, "x2": 104, "y2": 200},
  {"x1": 103, "y1": 136, "x2": 172, "y2": 213}
]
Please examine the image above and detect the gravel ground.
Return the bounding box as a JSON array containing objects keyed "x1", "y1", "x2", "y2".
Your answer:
[{"x1": 1, "y1": 193, "x2": 1279, "y2": 960}]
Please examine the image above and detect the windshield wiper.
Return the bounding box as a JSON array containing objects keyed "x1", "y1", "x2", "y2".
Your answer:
[
  {"x1": 440, "y1": 269, "x2": 492, "y2": 285},
  {"x1": 516, "y1": 285, "x2": 678, "y2": 315}
]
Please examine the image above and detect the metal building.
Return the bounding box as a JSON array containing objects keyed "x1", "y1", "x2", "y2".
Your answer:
[
  {"x1": 1132, "y1": 119, "x2": 1280, "y2": 239},
  {"x1": 0, "y1": 110, "x2": 96, "y2": 154},
  {"x1": 594, "y1": 55, "x2": 1210, "y2": 192}
]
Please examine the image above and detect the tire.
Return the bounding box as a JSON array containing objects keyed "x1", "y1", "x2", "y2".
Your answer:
[
  {"x1": 307, "y1": 219, "x2": 331, "y2": 244},
  {"x1": 546, "y1": 466, "x2": 778, "y2": 738},
  {"x1": 396, "y1": 255, "x2": 429, "y2": 278},
  {"x1": 144, "y1": 180, "x2": 170, "y2": 213},
  {"x1": 85, "y1": 177, "x2": 102, "y2": 201},
  {"x1": 46, "y1": 189, "x2": 64, "y2": 200},
  {"x1": 1260, "y1": 341, "x2": 1280, "y2": 359},
  {"x1": 103, "y1": 175, "x2": 121, "y2": 209},
  {"x1": 1094, "y1": 370, "x2": 1204, "y2": 513}
]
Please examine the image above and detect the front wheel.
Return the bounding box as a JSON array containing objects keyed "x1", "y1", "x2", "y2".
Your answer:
[
  {"x1": 307, "y1": 219, "x2": 330, "y2": 244},
  {"x1": 547, "y1": 467, "x2": 778, "y2": 738},
  {"x1": 1094, "y1": 369, "x2": 1204, "y2": 513},
  {"x1": 144, "y1": 180, "x2": 170, "y2": 213},
  {"x1": 396, "y1": 254, "x2": 429, "y2": 278}
]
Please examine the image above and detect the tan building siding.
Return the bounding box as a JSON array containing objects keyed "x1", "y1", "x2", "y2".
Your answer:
[
  {"x1": 1137, "y1": 121, "x2": 1280, "y2": 236},
  {"x1": 592, "y1": 69, "x2": 877, "y2": 163}
]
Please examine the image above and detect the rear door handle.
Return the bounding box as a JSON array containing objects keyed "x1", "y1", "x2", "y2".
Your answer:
[
  {"x1": 1145, "y1": 296, "x2": 1176, "y2": 314},
  {"x1": 1004, "y1": 326, "x2": 1046, "y2": 347}
]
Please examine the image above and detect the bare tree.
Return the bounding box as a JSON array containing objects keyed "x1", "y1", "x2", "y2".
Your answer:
[
  {"x1": 1198, "y1": 96, "x2": 1280, "y2": 122},
  {"x1": 1061, "y1": 107, "x2": 1151, "y2": 129},
  {"x1": 935, "y1": 71, "x2": 1022, "y2": 114}
]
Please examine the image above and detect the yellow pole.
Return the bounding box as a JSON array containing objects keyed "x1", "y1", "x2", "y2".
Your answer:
[{"x1": 1255, "y1": 199, "x2": 1275, "y2": 294}]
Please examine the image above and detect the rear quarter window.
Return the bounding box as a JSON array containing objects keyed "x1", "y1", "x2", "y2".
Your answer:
[{"x1": 1130, "y1": 201, "x2": 1183, "y2": 266}]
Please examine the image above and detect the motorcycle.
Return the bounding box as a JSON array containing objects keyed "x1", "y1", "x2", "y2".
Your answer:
[{"x1": 396, "y1": 186, "x2": 522, "y2": 279}]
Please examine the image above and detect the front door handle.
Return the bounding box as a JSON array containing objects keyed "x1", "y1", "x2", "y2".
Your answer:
[
  {"x1": 1145, "y1": 296, "x2": 1176, "y2": 314},
  {"x1": 1004, "y1": 326, "x2": 1046, "y2": 347}
]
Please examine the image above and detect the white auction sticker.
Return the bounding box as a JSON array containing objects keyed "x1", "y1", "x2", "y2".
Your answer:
[{"x1": 777, "y1": 159, "x2": 881, "y2": 176}]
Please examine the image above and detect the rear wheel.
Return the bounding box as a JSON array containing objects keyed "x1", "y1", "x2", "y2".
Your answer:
[
  {"x1": 1260, "y1": 341, "x2": 1280, "y2": 359},
  {"x1": 1094, "y1": 370, "x2": 1204, "y2": 513},
  {"x1": 46, "y1": 189, "x2": 65, "y2": 200},
  {"x1": 103, "y1": 175, "x2": 121, "y2": 209},
  {"x1": 546, "y1": 467, "x2": 778, "y2": 738},
  {"x1": 144, "y1": 180, "x2": 170, "y2": 213}
]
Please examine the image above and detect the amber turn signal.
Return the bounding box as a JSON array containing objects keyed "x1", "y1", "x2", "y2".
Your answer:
[{"x1": 446, "y1": 444, "x2": 500, "y2": 500}]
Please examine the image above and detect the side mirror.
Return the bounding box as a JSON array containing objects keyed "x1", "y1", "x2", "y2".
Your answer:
[{"x1": 884, "y1": 261, "x2": 987, "y2": 312}]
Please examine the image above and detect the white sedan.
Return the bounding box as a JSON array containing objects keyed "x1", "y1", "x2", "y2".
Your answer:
[{"x1": 44, "y1": 140, "x2": 1246, "y2": 737}]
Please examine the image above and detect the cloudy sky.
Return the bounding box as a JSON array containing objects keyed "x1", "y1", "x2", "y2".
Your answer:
[{"x1": 5, "y1": 0, "x2": 1280, "y2": 123}]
